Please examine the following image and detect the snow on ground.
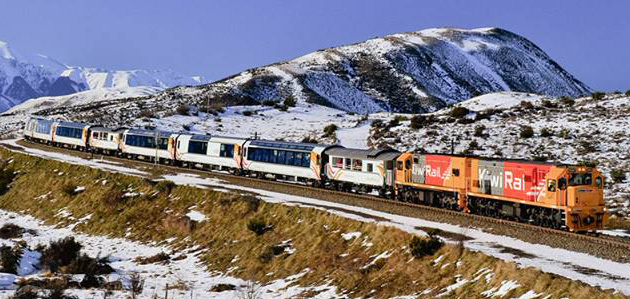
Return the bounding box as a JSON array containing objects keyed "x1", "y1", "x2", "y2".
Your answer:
[
  {"x1": 2, "y1": 139, "x2": 629, "y2": 295},
  {"x1": 0, "y1": 210, "x2": 344, "y2": 299},
  {"x1": 139, "y1": 103, "x2": 366, "y2": 145},
  {"x1": 336, "y1": 120, "x2": 371, "y2": 149},
  {"x1": 451, "y1": 91, "x2": 550, "y2": 112}
]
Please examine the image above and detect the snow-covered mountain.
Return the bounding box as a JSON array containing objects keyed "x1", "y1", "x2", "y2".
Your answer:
[
  {"x1": 0, "y1": 39, "x2": 205, "y2": 111},
  {"x1": 146, "y1": 27, "x2": 590, "y2": 114}
]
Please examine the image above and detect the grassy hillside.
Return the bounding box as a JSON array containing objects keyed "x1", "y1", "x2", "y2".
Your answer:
[{"x1": 0, "y1": 147, "x2": 623, "y2": 298}]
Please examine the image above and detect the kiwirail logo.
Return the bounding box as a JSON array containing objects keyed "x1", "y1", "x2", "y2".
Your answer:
[{"x1": 478, "y1": 169, "x2": 526, "y2": 191}]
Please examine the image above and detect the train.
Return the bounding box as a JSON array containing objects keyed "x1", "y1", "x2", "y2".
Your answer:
[{"x1": 22, "y1": 116, "x2": 607, "y2": 232}]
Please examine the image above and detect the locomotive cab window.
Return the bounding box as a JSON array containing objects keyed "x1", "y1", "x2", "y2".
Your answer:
[
  {"x1": 405, "y1": 160, "x2": 411, "y2": 169},
  {"x1": 397, "y1": 161, "x2": 403, "y2": 170},
  {"x1": 558, "y1": 178, "x2": 567, "y2": 190},
  {"x1": 569, "y1": 173, "x2": 592, "y2": 186},
  {"x1": 413, "y1": 157, "x2": 419, "y2": 164},
  {"x1": 452, "y1": 168, "x2": 460, "y2": 177},
  {"x1": 547, "y1": 179, "x2": 556, "y2": 192}
]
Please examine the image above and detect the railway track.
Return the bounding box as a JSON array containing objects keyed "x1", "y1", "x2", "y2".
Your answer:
[{"x1": 5, "y1": 139, "x2": 630, "y2": 262}]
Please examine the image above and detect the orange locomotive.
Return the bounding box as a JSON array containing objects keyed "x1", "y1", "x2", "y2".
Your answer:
[{"x1": 394, "y1": 153, "x2": 607, "y2": 232}]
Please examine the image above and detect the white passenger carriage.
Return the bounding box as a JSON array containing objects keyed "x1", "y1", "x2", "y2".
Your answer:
[
  {"x1": 121, "y1": 129, "x2": 178, "y2": 163},
  {"x1": 173, "y1": 134, "x2": 247, "y2": 172},
  {"x1": 324, "y1": 148, "x2": 401, "y2": 195},
  {"x1": 242, "y1": 140, "x2": 338, "y2": 183},
  {"x1": 89, "y1": 127, "x2": 124, "y2": 155},
  {"x1": 24, "y1": 117, "x2": 55, "y2": 143},
  {"x1": 51, "y1": 121, "x2": 91, "y2": 150}
]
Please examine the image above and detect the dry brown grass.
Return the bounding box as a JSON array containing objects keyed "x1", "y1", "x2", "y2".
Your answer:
[{"x1": 0, "y1": 147, "x2": 624, "y2": 298}]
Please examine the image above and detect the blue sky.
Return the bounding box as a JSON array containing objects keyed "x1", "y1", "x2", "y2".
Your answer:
[{"x1": 1, "y1": 0, "x2": 628, "y2": 91}]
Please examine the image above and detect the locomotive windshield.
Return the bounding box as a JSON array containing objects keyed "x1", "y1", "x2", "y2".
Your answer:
[{"x1": 568, "y1": 173, "x2": 592, "y2": 186}]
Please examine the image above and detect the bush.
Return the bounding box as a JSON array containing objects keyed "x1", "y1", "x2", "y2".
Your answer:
[
  {"x1": 135, "y1": 252, "x2": 170, "y2": 265},
  {"x1": 176, "y1": 104, "x2": 190, "y2": 116},
  {"x1": 0, "y1": 223, "x2": 25, "y2": 239},
  {"x1": 155, "y1": 180, "x2": 176, "y2": 194},
  {"x1": 284, "y1": 95, "x2": 297, "y2": 108},
  {"x1": 139, "y1": 109, "x2": 155, "y2": 118},
  {"x1": 247, "y1": 218, "x2": 269, "y2": 236},
  {"x1": 611, "y1": 168, "x2": 626, "y2": 183},
  {"x1": 40, "y1": 237, "x2": 82, "y2": 273},
  {"x1": 577, "y1": 140, "x2": 597, "y2": 155},
  {"x1": 0, "y1": 167, "x2": 17, "y2": 195},
  {"x1": 262, "y1": 100, "x2": 276, "y2": 106},
  {"x1": 541, "y1": 100, "x2": 557, "y2": 108},
  {"x1": 468, "y1": 140, "x2": 479, "y2": 149},
  {"x1": 473, "y1": 125, "x2": 485, "y2": 137},
  {"x1": 540, "y1": 127, "x2": 553, "y2": 137},
  {"x1": 591, "y1": 92, "x2": 605, "y2": 101},
  {"x1": 625, "y1": 90, "x2": 630, "y2": 97},
  {"x1": 300, "y1": 137, "x2": 318, "y2": 144},
  {"x1": 211, "y1": 284, "x2": 237, "y2": 292},
  {"x1": 559, "y1": 96, "x2": 575, "y2": 106},
  {"x1": 61, "y1": 184, "x2": 78, "y2": 196},
  {"x1": 64, "y1": 253, "x2": 113, "y2": 275},
  {"x1": 409, "y1": 115, "x2": 425, "y2": 129},
  {"x1": 558, "y1": 128, "x2": 571, "y2": 139},
  {"x1": 323, "y1": 124, "x2": 338, "y2": 138},
  {"x1": 520, "y1": 101, "x2": 534, "y2": 110},
  {"x1": 520, "y1": 126, "x2": 534, "y2": 138},
  {"x1": 371, "y1": 119, "x2": 384, "y2": 128},
  {"x1": 409, "y1": 234, "x2": 444, "y2": 258},
  {"x1": 0, "y1": 245, "x2": 22, "y2": 274},
  {"x1": 449, "y1": 106, "x2": 470, "y2": 119},
  {"x1": 10, "y1": 286, "x2": 40, "y2": 299},
  {"x1": 387, "y1": 118, "x2": 400, "y2": 128},
  {"x1": 242, "y1": 110, "x2": 253, "y2": 116}
]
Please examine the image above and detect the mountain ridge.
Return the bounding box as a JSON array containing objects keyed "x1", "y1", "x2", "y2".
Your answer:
[
  {"x1": 0, "y1": 39, "x2": 206, "y2": 111},
  {"x1": 157, "y1": 27, "x2": 589, "y2": 114}
]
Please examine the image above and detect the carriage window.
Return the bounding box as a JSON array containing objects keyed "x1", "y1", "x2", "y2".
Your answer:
[
  {"x1": 569, "y1": 173, "x2": 592, "y2": 186},
  {"x1": 286, "y1": 151, "x2": 294, "y2": 165},
  {"x1": 332, "y1": 157, "x2": 343, "y2": 168},
  {"x1": 452, "y1": 168, "x2": 460, "y2": 177},
  {"x1": 558, "y1": 178, "x2": 567, "y2": 190},
  {"x1": 302, "y1": 153, "x2": 310, "y2": 167},
  {"x1": 595, "y1": 176, "x2": 603, "y2": 189},
  {"x1": 352, "y1": 159, "x2": 363, "y2": 171},
  {"x1": 277, "y1": 150, "x2": 286, "y2": 164},
  {"x1": 367, "y1": 163, "x2": 373, "y2": 172},
  {"x1": 344, "y1": 158, "x2": 351, "y2": 170},
  {"x1": 405, "y1": 160, "x2": 411, "y2": 169},
  {"x1": 158, "y1": 138, "x2": 169, "y2": 150},
  {"x1": 110, "y1": 135, "x2": 113, "y2": 141},
  {"x1": 220, "y1": 144, "x2": 234, "y2": 158},
  {"x1": 269, "y1": 150, "x2": 277, "y2": 163},
  {"x1": 397, "y1": 161, "x2": 403, "y2": 170},
  {"x1": 188, "y1": 141, "x2": 208, "y2": 154},
  {"x1": 547, "y1": 180, "x2": 556, "y2": 192},
  {"x1": 294, "y1": 152, "x2": 303, "y2": 166}
]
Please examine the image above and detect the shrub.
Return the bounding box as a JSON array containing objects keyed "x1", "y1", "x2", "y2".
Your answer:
[
  {"x1": 371, "y1": 119, "x2": 384, "y2": 128},
  {"x1": 135, "y1": 252, "x2": 170, "y2": 265},
  {"x1": 473, "y1": 125, "x2": 485, "y2": 137},
  {"x1": 155, "y1": 180, "x2": 176, "y2": 194},
  {"x1": 577, "y1": 140, "x2": 597, "y2": 155},
  {"x1": 61, "y1": 184, "x2": 78, "y2": 196},
  {"x1": 387, "y1": 118, "x2": 400, "y2": 128},
  {"x1": 409, "y1": 115, "x2": 425, "y2": 129},
  {"x1": 242, "y1": 110, "x2": 253, "y2": 116},
  {"x1": 322, "y1": 124, "x2": 338, "y2": 138},
  {"x1": 541, "y1": 99, "x2": 557, "y2": 108},
  {"x1": 520, "y1": 101, "x2": 534, "y2": 110},
  {"x1": 449, "y1": 106, "x2": 470, "y2": 119},
  {"x1": 625, "y1": 90, "x2": 630, "y2": 97},
  {"x1": 591, "y1": 92, "x2": 605, "y2": 101},
  {"x1": 300, "y1": 137, "x2": 318, "y2": 144},
  {"x1": 64, "y1": 253, "x2": 113, "y2": 275},
  {"x1": 262, "y1": 100, "x2": 276, "y2": 106},
  {"x1": 0, "y1": 245, "x2": 22, "y2": 274},
  {"x1": 247, "y1": 218, "x2": 269, "y2": 236},
  {"x1": 558, "y1": 128, "x2": 571, "y2": 139},
  {"x1": 284, "y1": 96, "x2": 297, "y2": 107},
  {"x1": 128, "y1": 273, "x2": 145, "y2": 299},
  {"x1": 10, "y1": 286, "x2": 40, "y2": 299},
  {"x1": 610, "y1": 168, "x2": 626, "y2": 183},
  {"x1": 211, "y1": 284, "x2": 237, "y2": 292},
  {"x1": 520, "y1": 126, "x2": 534, "y2": 138},
  {"x1": 139, "y1": 109, "x2": 155, "y2": 118},
  {"x1": 284, "y1": 95, "x2": 297, "y2": 107},
  {"x1": 540, "y1": 127, "x2": 553, "y2": 137},
  {"x1": 468, "y1": 140, "x2": 479, "y2": 149},
  {"x1": 0, "y1": 223, "x2": 25, "y2": 239},
  {"x1": 40, "y1": 237, "x2": 82, "y2": 273},
  {"x1": 45, "y1": 287, "x2": 78, "y2": 299},
  {"x1": 409, "y1": 234, "x2": 444, "y2": 258},
  {"x1": 0, "y1": 167, "x2": 16, "y2": 195},
  {"x1": 559, "y1": 96, "x2": 575, "y2": 107},
  {"x1": 176, "y1": 104, "x2": 190, "y2": 116}
]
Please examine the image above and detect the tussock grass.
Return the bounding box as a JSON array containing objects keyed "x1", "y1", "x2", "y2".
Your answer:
[{"x1": 0, "y1": 148, "x2": 624, "y2": 298}]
